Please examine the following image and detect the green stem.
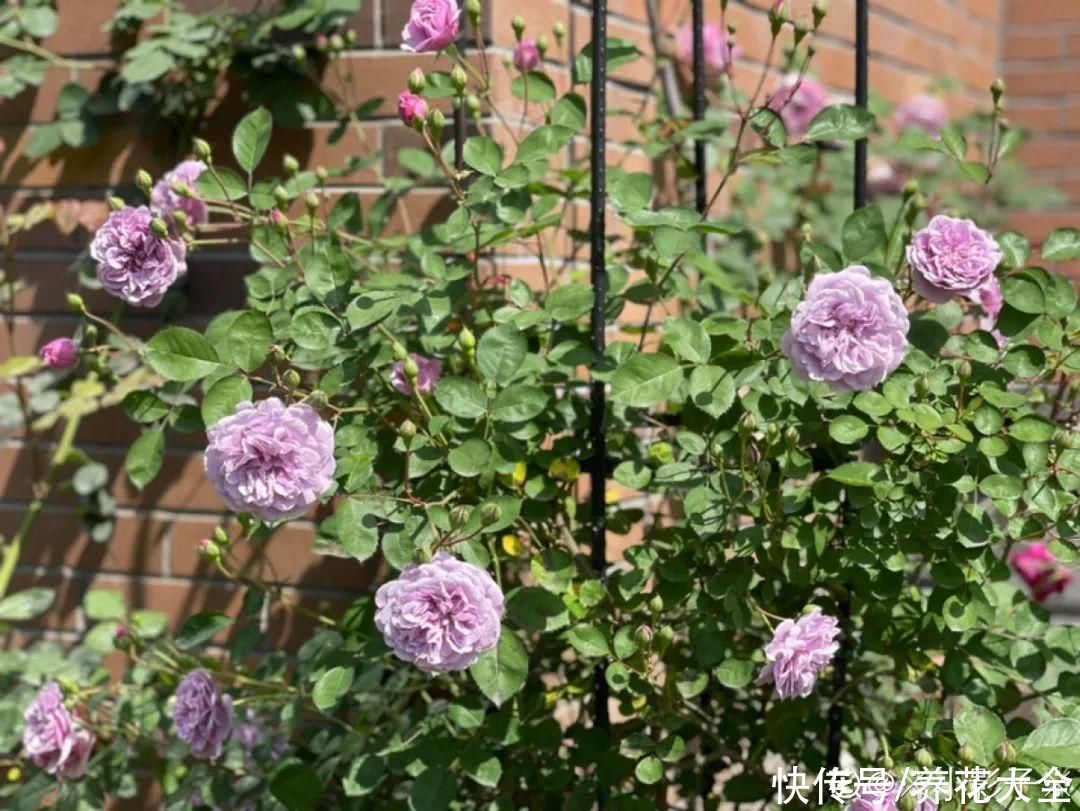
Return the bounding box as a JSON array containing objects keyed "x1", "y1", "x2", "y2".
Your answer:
[{"x1": 0, "y1": 414, "x2": 82, "y2": 599}]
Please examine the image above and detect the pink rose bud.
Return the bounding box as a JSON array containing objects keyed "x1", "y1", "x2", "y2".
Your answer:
[
  {"x1": 39, "y1": 337, "x2": 79, "y2": 371},
  {"x1": 895, "y1": 93, "x2": 949, "y2": 139},
  {"x1": 513, "y1": 39, "x2": 543, "y2": 72},
  {"x1": 674, "y1": 23, "x2": 743, "y2": 73},
  {"x1": 397, "y1": 91, "x2": 428, "y2": 127},
  {"x1": 1011, "y1": 544, "x2": 1074, "y2": 603},
  {"x1": 400, "y1": 0, "x2": 461, "y2": 54}
]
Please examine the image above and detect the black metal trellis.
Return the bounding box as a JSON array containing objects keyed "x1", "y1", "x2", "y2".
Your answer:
[
  {"x1": 454, "y1": 37, "x2": 467, "y2": 171},
  {"x1": 589, "y1": 0, "x2": 611, "y2": 765},
  {"x1": 826, "y1": 0, "x2": 869, "y2": 774},
  {"x1": 692, "y1": 0, "x2": 707, "y2": 213}
]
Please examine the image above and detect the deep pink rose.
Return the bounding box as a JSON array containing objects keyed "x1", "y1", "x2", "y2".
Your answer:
[
  {"x1": 401, "y1": 0, "x2": 460, "y2": 53},
  {"x1": 768, "y1": 74, "x2": 830, "y2": 138},
  {"x1": 1011, "y1": 544, "x2": 1074, "y2": 603},
  {"x1": 757, "y1": 608, "x2": 840, "y2": 700},
  {"x1": 674, "y1": 23, "x2": 742, "y2": 74},
  {"x1": 39, "y1": 337, "x2": 79, "y2": 371},
  {"x1": 513, "y1": 39, "x2": 543, "y2": 72},
  {"x1": 907, "y1": 215, "x2": 1003, "y2": 304},
  {"x1": 398, "y1": 92, "x2": 428, "y2": 126},
  {"x1": 781, "y1": 266, "x2": 910, "y2": 392},
  {"x1": 895, "y1": 94, "x2": 949, "y2": 138}
]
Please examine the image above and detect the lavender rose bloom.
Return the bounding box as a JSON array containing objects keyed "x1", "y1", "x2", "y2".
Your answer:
[
  {"x1": 173, "y1": 670, "x2": 233, "y2": 760},
  {"x1": 851, "y1": 784, "x2": 937, "y2": 811},
  {"x1": 151, "y1": 159, "x2": 209, "y2": 226},
  {"x1": 39, "y1": 337, "x2": 79, "y2": 371},
  {"x1": 22, "y1": 683, "x2": 95, "y2": 780},
  {"x1": 907, "y1": 215, "x2": 1003, "y2": 304},
  {"x1": 391, "y1": 354, "x2": 443, "y2": 396},
  {"x1": 89, "y1": 206, "x2": 186, "y2": 308},
  {"x1": 204, "y1": 398, "x2": 335, "y2": 522},
  {"x1": 401, "y1": 0, "x2": 460, "y2": 53},
  {"x1": 757, "y1": 607, "x2": 841, "y2": 700},
  {"x1": 894, "y1": 94, "x2": 948, "y2": 138},
  {"x1": 769, "y1": 74, "x2": 830, "y2": 137},
  {"x1": 375, "y1": 552, "x2": 504, "y2": 672},
  {"x1": 674, "y1": 23, "x2": 742, "y2": 73},
  {"x1": 782, "y1": 266, "x2": 910, "y2": 392}
]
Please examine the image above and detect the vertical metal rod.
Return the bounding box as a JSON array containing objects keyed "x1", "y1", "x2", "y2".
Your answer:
[
  {"x1": 692, "y1": 0, "x2": 707, "y2": 213},
  {"x1": 589, "y1": 0, "x2": 611, "y2": 776},
  {"x1": 826, "y1": 0, "x2": 868, "y2": 774},
  {"x1": 454, "y1": 38, "x2": 467, "y2": 171}
]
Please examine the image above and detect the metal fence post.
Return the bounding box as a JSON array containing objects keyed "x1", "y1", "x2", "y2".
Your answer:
[{"x1": 692, "y1": 0, "x2": 707, "y2": 213}]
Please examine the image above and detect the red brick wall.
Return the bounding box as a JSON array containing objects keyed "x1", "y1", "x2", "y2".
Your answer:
[
  {"x1": 1004, "y1": 0, "x2": 1080, "y2": 256},
  {"x1": 9, "y1": 0, "x2": 1079, "y2": 646}
]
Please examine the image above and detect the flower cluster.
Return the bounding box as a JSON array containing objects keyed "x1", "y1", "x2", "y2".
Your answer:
[
  {"x1": 204, "y1": 398, "x2": 336, "y2": 522},
  {"x1": 375, "y1": 552, "x2": 504, "y2": 672}
]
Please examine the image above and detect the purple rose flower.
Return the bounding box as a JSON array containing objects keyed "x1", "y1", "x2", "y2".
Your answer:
[
  {"x1": 22, "y1": 683, "x2": 95, "y2": 780},
  {"x1": 89, "y1": 205, "x2": 186, "y2": 308},
  {"x1": 894, "y1": 94, "x2": 948, "y2": 138},
  {"x1": 204, "y1": 398, "x2": 336, "y2": 523},
  {"x1": 398, "y1": 91, "x2": 428, "y2": 126},
  {"x1": 513, "y1": 39, "x2": 543, "y2": 72},
  {"x1": 391, "y1": 354, "x2": 443, "y2": 396},
  {"x1": 400, "y1": 0, "x2": 460, "y2": 53},
  {"x1": 674, "y1": 23, "x2": 742, "y2": 73},
  {"x1": 375, "y1": 552, "x2": 504, "y2": 672},
  {"x1": 851, "y1": 784, "x2": 937, "y2": 811},
  {"x1": 757, "y1": 607, "x2": 841, "y2": 700},
  {"x1": 768, "y1": 74, "x2": 830, "y2": 137},
  {"x1": 151, "y1": 160, "x2": 209, "y2": 226},
  {"x1": 781, "y1": 266, "x2": 910, "y2": 392},
  {"x1": 39, "y1": 337, "x2": 79, "y2": 371},
  {"x1": 907, "y1": 215, "x2": 1002, "y2": 304},
  {"x1": 173, "y1": 670, "x2": 234, "y2": 760}
]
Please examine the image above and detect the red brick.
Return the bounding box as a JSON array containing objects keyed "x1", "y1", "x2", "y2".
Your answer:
[
  {"x1": 1004, "y1": 33, "x2": 1064, "y2": 62},
  {"x1": 1007, "y1": 0, "x2": 1080, "y2": 25}
]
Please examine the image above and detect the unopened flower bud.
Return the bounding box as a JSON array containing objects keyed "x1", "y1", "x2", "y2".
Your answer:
[
  {"x1": 553, "y1": 22, "x2": 565, "y2": 45},
  {"x1": 108, "y1": 196, "x2": 125, "y2": 212},
  {"x1": 304, "y1": 192, "x2": 320, "y2": 212},
  {"x1": 449, "y1": 505, "x2": 470, "y2": 529},
  {"x1": 898, "y1": 793, "x2": 916, "y2": 811},
  {"x1": 291, "y1": 44, "x2": 307, "y2": 66},
  {"x1": 282, "y1": 369, "x2": 302, "y2": 389},
  {"x1": 994, "y1": 741, "x2": 1016, "y2": 767},
  {"x1": 113, "y1": 624, "x2": 132, "y2": 651},
  {"x1": 959, "y1": 745, "x2": 977, "y2": 765},
  {"x1": 305, "y1": 390, "x2": 328, "y2": 409},
  {"x1": 84, "y1": 325, "x2": 97, "y2": 344},
  {"x1": 283, "y1": 154, "x2": 299, "y2": 175},
  {"x1": 428, "y1": 107, "x2": 446, "y2": 135},
  {"x1": 739, "y1": 412, "x2": 757, "y2": 438},
  {"x1": 408, "y1": 68, "x2": 427, "y2": 94},
  {"x1": 881, "y1": 754, "x2": 895, "y2": 771},
  {"x1": 459, "y1": 327, "x2": 476, "y2": 351},
  {"x1": 329, "y1": 33, "x2": 345, "y2": 52},
  {"x1": 273, "y1": 185, "x2": 289, "y2": 207},
  {"x1": 537, "y1": 35, "x2": 549, "y2": 57},
  {"x1": 465, "y1": 0, "x2": 481, "y2": 24},
  {"x1": 450, "y1": 65, "x2": 468, "y2": 94},
  {"x1": 648, "y1": 594, "x2": 664, "y2": 614},
  {"x1": 400, "y1": 419, "x2": 417, "y2": 442},
  {"x1": 812, "y1": 1, "x2": 828, "y2": 27},
  {"x1": 511, "y1": 15, "x2": 526, "y2": 40},
  {"x1": 656, "y1": 625, "x2": 675, "y2": 651},
  {"x1": 480, "y1": 502, "x2": 502, "y2": 526},
  {"x1": 269, "y1": 209, "x2": 287, "y2": 231},
  {"x1": 315, "y1": 166, "x2": 329, "y2": 184},
  {"x1": 634, "y1": 625, "x2": 653, "y2": 646},
  {"x1": 345, "y1": 29, "x2": 357, "y2": 46},
  {"x1": 136, "y1": 169, "x2": 153, "y2": 191},
  {"x1": 404, "y1": 357, "x2": 420, "y2": 380},
  {"x1": 66, "y1": 293, "x2": 86, "y2": 314},
  {"x1": 915, "y1": 748, "x2": 933, "y2": 768},
  {"x1": 915, "y1": 375, "x2": 931, "y2": 396},
  {"x1": 903, "y1": 179, "x2": 919, "y2": 199},
  {"x1": 193, "y1": 138, "x2": 212, "y2": 162},
  {"x1": 197, "y1": 538, "x2": 221, "y2": 561},
  {"x1": 913, "y1": 193, "x2": 928, "y2": 212},
  {"x1": 466, "y1": 94, "x2": 482, "y2": 116},
  {"x1": 958, "y1": 360, "x2": 973, "y2": 380},
  {"x1": 991, "y1": 78, "x2": 1005, "y2": 104},
  {"x1": 150, "y1": 218, "x2": 170, "y2": 238},
  {"x1": 392, "y1": 342, "x2": 408, "y2": 361},
  {"x1": 172, "y1": 210, "x2": 189, "y2": 232},
  {"x1": 784, "y1": 426, "x2": 800, "y2": 448},
  {"x1": 213, "y1": 526, "x2": 229, "y2": 545}
]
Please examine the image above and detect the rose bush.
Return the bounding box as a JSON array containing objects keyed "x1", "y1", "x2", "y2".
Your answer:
[{"x1": 2, "y1": 0, "x2": 1080, "y2": 809}]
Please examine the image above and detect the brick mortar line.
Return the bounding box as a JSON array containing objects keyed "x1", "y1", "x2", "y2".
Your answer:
[{"x1": 0, "y1": 499, "x2": 315, "y2": 528}]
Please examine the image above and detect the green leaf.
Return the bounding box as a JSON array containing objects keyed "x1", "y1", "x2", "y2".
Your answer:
[
  {"x1": 175, "y1": 611, "x2": 233, "y2": 649},
  {"x1": 196, "y1": 166, "x2": 247, "y2": 201},
  {"x1": 545, "y1": 284, "x2": 594, "y2": 321},
  {"x1": 1043, "y1": 228, "x2": 1080, "y2": 262},
  {"x1": 463, "y1": 136, "x2": 504, "y2": 176},
  {"x1": 572, "y1": 38, "x2": 641, "y2": 83},
  {"x1": 448, "y1": 438, "x2": 492, "y2": 477},
  {"x1": 409, "y1": 767, "x2": 457, "y2": 811},
  {"x1": 271, "y1": 763, "x2": 324, "y2": 811},
  {"x1": 1011, "y1": 416, "x2": 1055, "y2": 443},
  {"x1": 827, "y1": 462, "x2": 881, "y2": 487},
  {"x1": 145, "y1": 327, "x2": 222, "y2": 382},
  {"x1": 567, "y1": 624, "x2": 610, "y2": 657},
  {"x1": 805, "y1": 105, "x2": 875, "y2": 142},
  {"x1": 662, "y1": 317, "x2": 711, "y2": 364},
  {"x1": 611, "y1": 355, "x2": 683, "y2": 408},
  {"x1": 19, "y1": 6, "x2": 59, "y2": 37},
  {"x1": 515, "y1": 126, "x2": 574, "y2": 163},
  {"x1": 943, "y1": 595, "x2": 977, "y2": 632},
  {"x1": 612, "y1": 172, "x2": 652, "y2": 210},
  {"x1": 1002, "y1": 274, "x2": 1045, "y2": 315},
  {"x1": 829, "y1": 415, "x2": 869, "y2": 445},
  {"x1": 124, "y1": 391, "x2": 171, "y2": 423},
  {"x1": 1021, "y1": 718, "x2": 1080, "y2": 768},
  {"x1": 491, "y1": 385, "x2": 546, "y2": 423},
  {"x1": 233, "y1": 107, "x2": 273, "y2": 174},
  {"x1": 218, "y1": 311, "x2": 273, "y2": 372},
  {"x1": 126, "y1": 429, "x2": 165, "y2": 490},
  {"x1": 202, "y1": 375, "x2": 253, "y2": 427},
  {"x1": 842, "y1": 206, "x2": 885, "y2": 261},
  {"x1": 434, "y1": 378, "x2": 487, "y2": 419},
  {"x1": 83, "y1": 590, "x2": 126, "y2": 622},
  {"x1": 343, "y1": 755, "x2": 386, "y2": 797},
  {"x1": 0, "y1": 588, "x2": 55, "y2": 622},
  {"x1": 506, "y1": 587, "x2": 569, "y2": 632},
  {"x1": 688, "y1": 366, "x2": 735, "y2": 417},
  {"x1": 997, "y1": 231, "x2": 1031, "y2": 269},
  {"x1": 715, "y1": 658, "x2": 755, "y2": 689},
  {"x1": 477, "y1": 324, "x2": 527, "y2": 385},
  {"x1": 336, "y1": 499, "x2": 380, "y2": 561},
  {"x1": 979, "y1": 473, "x2": 1023, "y2": 500},
  {"x1": 312, "y1": 666, "x2": 354, "y2": 711},
  {"x1": 511, "y1": 71, "x2": 557, "y2": 104},
  {"x1": 954, "y1": 705, "x2": 1006, "y2": 766},
  {"x1": 290, "y1": 309, "x2": 341, "y2": 351},
  {"x1": 550, "y1": 93, "x2": 587, "y2": 130},
  {"x1": 635, "y1": 756, "x2": 664, "y2": 785},
  {"x1": 470, "y1": 630, "x2": 527, "y2": 706}
]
